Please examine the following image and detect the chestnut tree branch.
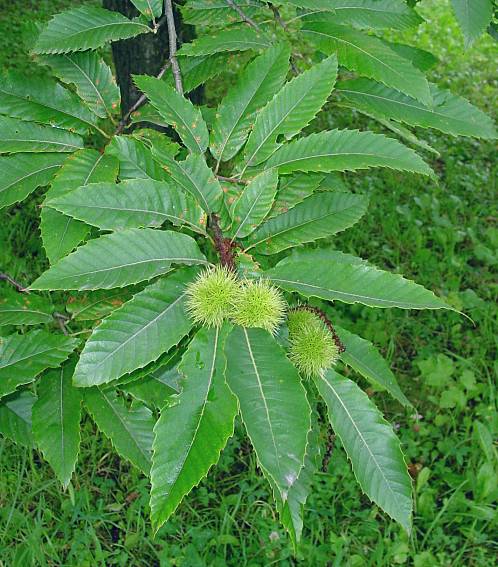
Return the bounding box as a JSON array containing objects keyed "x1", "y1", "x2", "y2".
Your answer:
[
  {"x1": 165, "y1": 0, "x2": 184, "y2": 94},
  {"x1": 0, "y1": 272, "x2": 29, "y2": 293},
  {"x1": 225, "y1": 0, "x2": 261, "y2": 31},
  {"x1": 268, "y1": 3, "x2": 299, "y2": 75},
  {"x1": 216, "y1": 175, "x2": 248, "y2": 185},
  {"x1": 114, "y1": 60, "x2": 172, "y2": 135}
]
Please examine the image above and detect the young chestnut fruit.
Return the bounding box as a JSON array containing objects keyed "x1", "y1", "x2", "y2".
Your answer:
[
  {"x1": 231, "y1": 279, "x2": 286, "y2": 334},
  {"x1": 185, "y1": 265, "x2": 240, "y2": 327},
  {"x1": 287, "y1": 309, "x2": 339, "y2": 377}
]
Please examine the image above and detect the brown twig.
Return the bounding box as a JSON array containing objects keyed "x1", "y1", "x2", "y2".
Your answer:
[
  {"x1": 53, "y1": 312, "x2": 70, "y2": 335},
  {"x1": 216, "y1": 175, "x2": 248, "y2": 185},
  {"x1": 0, "y1": 272, "x2": 29, "y2": 293},
  {"x1": 226, "y1": 0, "x2": 261, "y2": 30},
  {"x1": 210, "y1": 214, "x2": 237, "y2": 271},
  {"x1": 114, "y1": 61, "x2": 172, "y2": 135},
  {"x1": 165, "y1": 0, "x2": 183, "y2": 94},
  {"x1": 291, "y1": 305, "x2": 345, "y2": 353},
  {"x1": 268, "y1": 3, "x2": 299, "y2": 75}
]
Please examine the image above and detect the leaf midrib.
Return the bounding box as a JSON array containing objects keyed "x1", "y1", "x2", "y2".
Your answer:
[
  {"x1": 99, "y1": 390, "x2": 150, "y2": 463},
  {"x1": 271, "y1": 150, "x2": 411, "y2": 168},
  {"x1": 232, "y1": 177, "x2": 273, "y2": 239},
  {"x1": 1, "y1": 136, "x2": 82, "y2": 150},
  {"x1": 305, "y1": 27, "x2": 405, "y2": 80},
  {"x1": 92, "y1": 291, "x2": 187, "y2": 370},
  {"x1": 318, "y1": 375, "x2": 398, "y2": 502},
  {"x1": 247, "y1": 195, "x2": 363, "y2": 250},
  {"x1": 62, "y1": 54, "x2": 111, "y2": 117},
  {"x1": 154, "y1": 94, "x2": 204, "y2": 154},
  {"x1": 244, "y1": 73, "x2": 326, "y2": 170},
  {"x1": 164, "y1": 328, "x2": 219, "y2": 500},
  {"x1": 41, "y1": 20, "x2": 150, "y2": 47},
  {"x1": 215, "y1": 56, "x2": 280, "y2": 161},
  {"x1": 0, "y1": 84, "x2": 96, "y2": 130},
  {"x1": 42, "y1": 256, "x2": 205, "y2": 284},
  {"x1": 338, "y1": 85, "x2": 493, "y2": 137},
  {"x1": 2, "y1": 163, "x2": 62, "y2": 194},
  {"x1": 243, "y1": 328, "x2": 282, "y2": 485},
  {"x1": 269, "y1": 270, "x2": 437, "y2": 309},
  {"x1": 0, "y1": 343, "x2": 68, "y2": 370}
]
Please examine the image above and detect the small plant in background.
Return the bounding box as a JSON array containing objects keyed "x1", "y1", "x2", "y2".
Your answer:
[{"x1": 0, "y1": 0, "x2": 496, "y2": 548}]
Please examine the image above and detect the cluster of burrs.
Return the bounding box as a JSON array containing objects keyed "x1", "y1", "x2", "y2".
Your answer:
[{"x1": 185, "y1": 266, "x2": 340, "y2": 376}]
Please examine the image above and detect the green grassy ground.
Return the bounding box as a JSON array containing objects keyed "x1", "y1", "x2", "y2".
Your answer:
[{"x1": 1, "y1": 1, "x2": 497, "y2": 565}]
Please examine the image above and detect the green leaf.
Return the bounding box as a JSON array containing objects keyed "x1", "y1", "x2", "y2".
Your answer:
[
  {"x1": 0, "y1": 330, "x2": 78, "y2": 399},
  {"x1": 380, "y1": 40, "x2": 438, "y2": 72},
  {"x1": 84, "y1": 388, "x2": 154, "y2": 475},
  {"x1": 269, "y1": 173, "x2": 324, "y2": 219},
  {"x1": 225, "y1": 327, "x2": 311, "y2": 497},
  {"x1": 41, "y1": 149, "x2": 119, "y2": 264},
  {"x1": 0, "y1": 116, "x2": 83, "y2": 153},
  {"x1": 45, "y1": 149, "x2": 119, "y2": 202},
  {"x1": 182, "y1": 0, "x2": 264, "y2": 26},
  {"x1": 134, "y1": 75, "x2": 209, "y2": 154},
  {"x1": 47, "y1": 179, "x2": 207, "y2": 235},
  {"x1": 0, "y1": 72, "x2": 98, "y2": 133},
  {"x1": 172, "y1": 54, "x2": 230, "y2": 93},
  {"x1": 336, "y1": 79, "x2": 497, "y2": 140},
  {"x1": 0, "y1": 153, "x2": 66, "y2": 209},
  {"x1": 66, "y1": 289, "x2": 134, "y2": 321},
  {"x1": 122, "y1": 369, "x2": 177, "y2": 408},
  {"x1": 245, "y1": 192, "x2": 368, "y2": 255},
  {"x1": 242, "y1": 55, "x2": 338, "y2": 169},
  {"x1": 277, "y1": 247, "x2": 368, "y2": 267},
  {"x1": 32, "y1": 361, "x2": 82, "y2": 487},
  {"x1": 179, "y1": 26, "x2": 272, "y2": 56},
  {"x1": 299, "y1": 0, "x2": 423, "y2": 30},
  {"x1": 115, "y1": 350, "x2": 182, "y2": 392},
  {"x1": 336, "y1": 326, "x2": 410, "y2": 407},
  {"x1": 303, "y1": 22, "x2": 431, "y2": 104},
  {"x1": 40, "y1": 209, "x2": 91, "y2": 267},
  {"x1": 40, "y1": 51, "x2": 120, "y2": 119},
  {"x1": 155, "y1": 151, "x2": 224, "y2": 213},
  {"x1": 133, "y1": 129, "x2": 181, "y2": 159},
  {"x1": 314, "y1": 369, "x2": 412, "y2": 531},
  {"x1": 107, "y1": 136, "x2": 168, "y2": 181},
  {"x1": 229, "y1": 170, "x2": 279, "y2": 239},
  {"x1": 268, "y1": 416, "x2": 320, "y2": 548},
  {"x1": 150, "y1": 325, "x2": 237, "y2": 530},
  {"x1": 210, "y1": 44, "x2": 290, "y2": 162},
  {"x1": 265, "y1": 129, "x2": 433, "y2": 177},
  {"x1": 33, "y1": 5, "x2": 152, "y2": 54},
  {"x1": 371, "y1": 116, "x2": 440, "y2": 156},
  {"x1": 266, "y1": 255, "x2": 451, "y2": 309},
  {"x1": 451, "y1": 0, "x2": 493, "y2": 47},
  {"x1": 0, "y1": 391, "x2": 36, "y2": 448},
  {"x1": 130, "y1": 0, "x2": 163, "y2": 19},
  {"x1": 73, "y1": 269, "x2": 197, "y2": 387},
  {"x1": 132, "y1": 56, "x2": 229, "y2": 115},
  {"x1": 30, "y1": 228, "x2": 207, "y2": 291},
  {"x1": 0, "y1": 290, "x2": 53, "y2": 326}
]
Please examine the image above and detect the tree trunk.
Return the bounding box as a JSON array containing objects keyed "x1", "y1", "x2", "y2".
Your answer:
[{"x1": 103, "y1": 0, "x2": 196, "y2": 116}]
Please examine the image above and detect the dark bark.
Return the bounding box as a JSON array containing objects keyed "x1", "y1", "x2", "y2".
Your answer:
[{"x1": 102, "y1": 0, "x2": 197, "y2": 116}]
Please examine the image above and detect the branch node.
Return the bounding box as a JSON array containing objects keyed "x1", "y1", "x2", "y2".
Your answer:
[{"x1": 209, "y1": 214, "x2": 237, "y2": 272}]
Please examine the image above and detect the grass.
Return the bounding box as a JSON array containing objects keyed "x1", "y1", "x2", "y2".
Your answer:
[{"x1": 1, "y1": 0, "x2": 497, "y2": 565}]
